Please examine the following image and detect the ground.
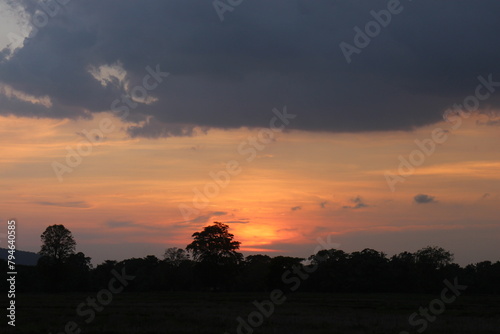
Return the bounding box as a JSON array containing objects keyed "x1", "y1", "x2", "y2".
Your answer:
[{"x1": 3, "y1": 292, "x2": 500, "y2": 333}]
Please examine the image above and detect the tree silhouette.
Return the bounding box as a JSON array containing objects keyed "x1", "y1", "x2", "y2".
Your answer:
[
  {"x1": 415, "y1": 246, "x2": 454, "y2": 270},
  {"x1": 37, "y1": 225, "x2": 78, "y2": 291},
  {"x1": 347, "y1": 249, "x2": 390, "y2": 292},
  {"x1": 39, "y1": 224, "x2": 76, "y2": 262},
  {"x1": 64, "y1": 252, "x2": 93, "y2": 291},
  {"x1": 307, "y1": 249, "x2": 348, "y2": 292},
  {"x1": 4, "y1": 239, "x2": 500, "y2": 295},
  {"x1": 186, "y1": 222, "x2": 242, "y2": 290},
  {"x1": 164, "y1": 247, "x2": 190, "y2": 266},
  {"x1": 186, "y1": 222, "x2": 243, "y2": 264},
  {"x1": 390, "y1": 251, "x2": 418, "y2": 292},
  {"x1": 239, "y1": 255, "x2": 272, "y2": 291}
]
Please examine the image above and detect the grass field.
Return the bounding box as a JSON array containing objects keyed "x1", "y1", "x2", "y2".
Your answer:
[{"x1": 3, "y1": 292, "x2": 500, "y2": 333}]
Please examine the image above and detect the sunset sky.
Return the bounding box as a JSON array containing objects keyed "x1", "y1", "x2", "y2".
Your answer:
[{"x1": 1, "y1": 0, "x2": 499, "y2": 266}]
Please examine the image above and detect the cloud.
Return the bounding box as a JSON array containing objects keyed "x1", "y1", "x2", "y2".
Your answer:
[
  {"x1": 35, "y1": 201, "x2": 90, "y2": 208},
  {"x1": 476, "y1": 111, "x2": 500, "y2": 126},
  {"x1": 106, "y1": 221, "x2": 135, "y2": 228},
  {"x1": 312, "y1": 226, "x2": 330, "y2": 234},
  {"x1": 486, "y1": 119, "x2": 500, "y2": 126},
  {"x1": 276, "y1": 228, "x2": 298, "y2": 234},
  {"x1": 343, "y1": 196, "x2": 368, "y2": 209},
  {"x1": 178, "y1": 211, "x2": 228, "y2": 225},
  {"x1": 414, "y1": 194, "x2": 436, "y2": 204},
  {"x1": 224, "y1": 220, "x2": 250, "y2": 224},
  {"x1": 126, "y1": 116, "x2": 202, "y2": 139},
  {"x1": 189, "y1": 215, "x2": 217, "y2": 224},
  {"x1": 477, "y1": 118, "x2": 500, "y2": 127},
  {"x1": 291, "y1": 206, "x2": 302, "y2": 211},
  {"x1": 104, "y1": 220, "x2": 178, "y2": 231},
  {"x1": 212, "y1": 211, "x2": 227, "y2": 216},
  {"x1": 2, "y1": 1, "x2": 500, "y2": 137}
]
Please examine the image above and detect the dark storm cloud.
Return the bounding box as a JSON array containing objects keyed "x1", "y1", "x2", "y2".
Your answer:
[
  {"x1": 2, "y1": 0, "x2": 500, "y2": 137},
  {"x1": 414, "y1": 194, "x2": 436, "y2": 204}
]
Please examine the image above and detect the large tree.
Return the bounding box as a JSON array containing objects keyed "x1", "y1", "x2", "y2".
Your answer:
[
  {"x1": 39, "y1": 224, "x2": 76, "y2": 262},
  {"x1": 164, "y1": 247, "x2": 190, "y2": 266},
  {"x1": 415, "y1": 246, "x2": 454, "y2": 270},
  {"x1": 186, "y1": 222, "x2": 243, "y2": 264}
]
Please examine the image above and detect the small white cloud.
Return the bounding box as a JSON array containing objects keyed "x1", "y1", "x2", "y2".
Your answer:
[{"x1": 88, "y1": 61, "x2": 127, "y2": 88}]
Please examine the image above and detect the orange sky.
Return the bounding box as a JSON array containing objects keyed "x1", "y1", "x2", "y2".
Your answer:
[{"x1": 1, "y1": 111, "x2": 499, "y2": 265}]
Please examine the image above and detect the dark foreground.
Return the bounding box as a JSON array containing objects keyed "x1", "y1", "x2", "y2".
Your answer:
[{"x1": 3, "y1": 292, "x2": 500, "y2": 334}]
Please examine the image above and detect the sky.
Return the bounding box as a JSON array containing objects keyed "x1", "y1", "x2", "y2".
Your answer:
[{"x1": 0, "y1": 0, "x2": 499, "y2": 266}]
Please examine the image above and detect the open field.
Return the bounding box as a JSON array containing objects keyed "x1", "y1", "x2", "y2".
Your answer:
[{"x1": 3, "y1": 292, "x2": 500, "y2": 334}]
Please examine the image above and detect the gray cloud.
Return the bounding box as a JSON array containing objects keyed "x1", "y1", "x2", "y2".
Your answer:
[
  {"x1": 178, "y1": 211, "x2": 228, "y2": 225},
  {"x1": 2, "y1": 1, "x2": 500, "y2": 137},
  {"x1": 477, "y1": 119, "x2": 500, "y2": 127},
  {"x1": 35, "y1": 201, "x2": 90, "y2": 208},
  {"x1": 224, "y1": 220, "x2": 250, "y2": 224},
  {"x1": 106, "y1": 221, "x2": 135, "y2": 228},
  {"x1": 343, "y1": 196, "x2": 368, "y2": 209},
  {"x1": 104, "y1": 220, "x2": 176, "y2": 231},
  {"x1": 212, "y1": 211, "x2": 227, "y2": 216},
  {"x1": 126, "y1": 117, "x2": 203, "y2": 139},
  {"x1": 485, "y1": 120, "x2": 500, "y2": 126},
  {"x1": 414, "y1": 194, "x2": 436, "y2": 204}
]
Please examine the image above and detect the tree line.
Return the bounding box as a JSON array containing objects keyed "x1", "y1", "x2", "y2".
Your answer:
[{"x1": 1, "y1": 222, "x2": 499, "y2": 294}]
